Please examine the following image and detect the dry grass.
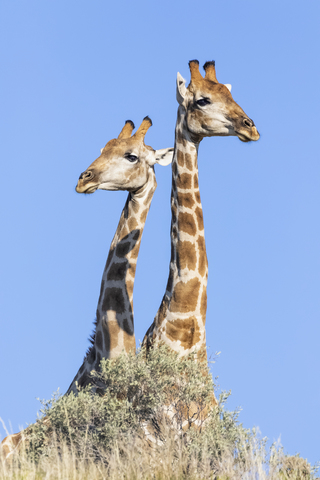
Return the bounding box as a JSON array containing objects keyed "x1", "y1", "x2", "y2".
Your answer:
[{"x1": 0, "y1": 428, "x2": 315, "y2": 480}]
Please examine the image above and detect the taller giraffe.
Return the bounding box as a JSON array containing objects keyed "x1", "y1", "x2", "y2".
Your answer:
[
  {"x1": 67, "y1": 117, "x2": 173, "y2": 394},
  {"x1": 144, "y1": 60, "x2": 259, "y2": 362}
]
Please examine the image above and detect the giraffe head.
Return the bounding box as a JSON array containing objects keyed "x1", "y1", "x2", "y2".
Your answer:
[
  {"x1": 76, "y1": 117, "x2": 173, "y2": 194},
  {"x1": 176, "y1": 60, "x2": 260, "y2": 142}
]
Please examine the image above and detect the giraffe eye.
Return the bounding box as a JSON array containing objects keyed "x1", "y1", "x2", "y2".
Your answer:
[
  {"x1": 125, "y1": 154, "x2": 138, "y2": 163},
  {"x1": 196, "y1": 98, "x2": 210, "y2": 107}
]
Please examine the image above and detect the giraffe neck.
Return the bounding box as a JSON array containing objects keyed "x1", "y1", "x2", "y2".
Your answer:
[
  {"x1": 145, "y1": 107, "x2": 208, "y2": 359},
  {"x1": 67, "y1": 170, "x2": 157, "y2": 394}
]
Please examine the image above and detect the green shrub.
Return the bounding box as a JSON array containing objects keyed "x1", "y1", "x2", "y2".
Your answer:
[{"x1": 26, "y1": 346, "x2": 217, "y2": 460}]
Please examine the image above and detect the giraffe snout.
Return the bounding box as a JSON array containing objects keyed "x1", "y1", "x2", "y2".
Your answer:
[{"x1": 76, "y1": 169, "x2": 98, "y2": 194}]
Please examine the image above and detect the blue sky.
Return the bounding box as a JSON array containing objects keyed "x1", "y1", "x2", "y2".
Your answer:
[{"x1": 1, "y1": 0, "x2": 319, "y2": 466}]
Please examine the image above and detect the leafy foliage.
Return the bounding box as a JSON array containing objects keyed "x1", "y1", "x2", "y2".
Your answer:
[{"x1": 26, "y1": 346, "x2": 218, "y2": 459}]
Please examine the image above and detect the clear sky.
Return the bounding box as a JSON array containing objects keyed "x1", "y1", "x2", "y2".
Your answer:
[{"x1": 1, "y1": 0, "x2": 319, "y2": 466}]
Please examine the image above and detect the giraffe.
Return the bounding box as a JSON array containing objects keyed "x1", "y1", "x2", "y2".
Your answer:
[
  {"x1": 67, "y1": 116, "x2": 173, "y2": 393},
  {"x1": 1, "y1": 117, "x2": 173, "y2": 460},
  {"x1": 143, "y1": 60, "x2": 260, "y2": 367}
]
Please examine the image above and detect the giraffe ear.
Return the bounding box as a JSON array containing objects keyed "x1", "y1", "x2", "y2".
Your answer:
[
  {"x1": 224, "y1": 84, "x2": 232, "y2": 92},
  {"x1": 154, "y1": 148, "x2": 174, "y2": 166},
  {"x1": 176, "y1": 72, "x2": 187, "y2": 105}
]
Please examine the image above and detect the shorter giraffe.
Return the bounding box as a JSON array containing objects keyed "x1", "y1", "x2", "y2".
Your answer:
[
  {"x1": 1, "y1": 118, "x2": 173, "y2": 459},
  {"x1": 67, "y1": 117, "x2": 173, "y2": 393}
]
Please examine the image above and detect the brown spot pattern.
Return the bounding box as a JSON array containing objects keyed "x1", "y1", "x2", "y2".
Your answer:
[
  {"x1": 156, "y1": 301, "x2": 168, "y2": 326},
  {"x1": 127, "y1": 279, "x2": 134, "y2": 298},
  {"x1": 140, "y1": 209, "x2": 148, "y2": 223},
  {"x1": 176, "y1": 173, "x2": 192, "y2": 190},
  {"x1": 123, "y1": 331, "x2": 136, "y2": 353},
  {"x1": 119, "y1": 225, "x2": 129, "y2": 240},
  {"x1": 171, "y1": 277, "x2": 200, "y2": 313},
  {"x1": 194, "y1": 174, "x2": 199, "y2": 189},
  {"x1": 195, "y1": 207, "x2": 204, "y2": 230},
  {"x1": 197, "y1": 236, "x2": 208, "y2": 277},
  {"x1": 178, "y1": 241, "x2": 197, "y2": 271},
  {"x1": 185, "y1": 153, "x2": 193, "y2": 171},
  {"x1": 200, "y1": 288, "x2": 207, "y2": 318},
  {"x1": 144, "y1": 189, "x2": 154, "y2": 205},
  {"x1": 130, "y1": 242, "x2": 140, "y2": 260},
  {"x1": 104, "y1": 320, "x2": 120, "y2": 352},
  {"x1": 165, "y1": 316, "x2": 201, "y2": 350},
  {"x1": 131, "y1": 200, "x2": 140, "y2": 214},
  {"x1": 177, "y1": 192, "x2": 195, "y2": 209},
  {"x1": 176, "y1": 130, "x2": 186, "y2": 147},
  {"x1": 178, "y1": 212, "x2": 197, "y2": 236},
  {"x1": 128, "y1": 263, "x2": 136, "y2": 276},
  {"x1": 195, "y1": 190, "x2": 201, "y2": 203},
  {"x1": 177, "y1": 149, "x2": 184, "y2": 167},
  {"x1": 128, "y1": 217, "x2": 138, "y2": 231}
]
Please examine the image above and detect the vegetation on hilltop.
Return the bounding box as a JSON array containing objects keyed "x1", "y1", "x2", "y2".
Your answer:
[{"x1": 0, "y1": 346, "x2": 317, "y2": 479}]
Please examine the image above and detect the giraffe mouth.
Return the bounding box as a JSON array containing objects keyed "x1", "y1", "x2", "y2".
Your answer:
[
  {"x1": 75, "y1": 184, "x2": 98, "y2": 194},
  {"x1": 84, "y1": 185, "x2": 98, "y2": 194},
  {"x1": 236, "y1": 126, "x2": 260, "y2": 143},
  {"x1": 236, "y1": 133, "x2": 251, "y2": 143}
]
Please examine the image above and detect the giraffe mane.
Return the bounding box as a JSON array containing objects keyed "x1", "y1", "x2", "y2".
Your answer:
[{"x1": 85, "y1": 318, "x2": 98, "y2": 359}]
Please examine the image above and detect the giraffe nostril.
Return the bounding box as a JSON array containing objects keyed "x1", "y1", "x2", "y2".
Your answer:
[
  {"x1": 79, "y1": 170, "x2": 93, "y2": 181},
  {"x1": 243, "y1": 118, "x2": 254, "y2": 128}
]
